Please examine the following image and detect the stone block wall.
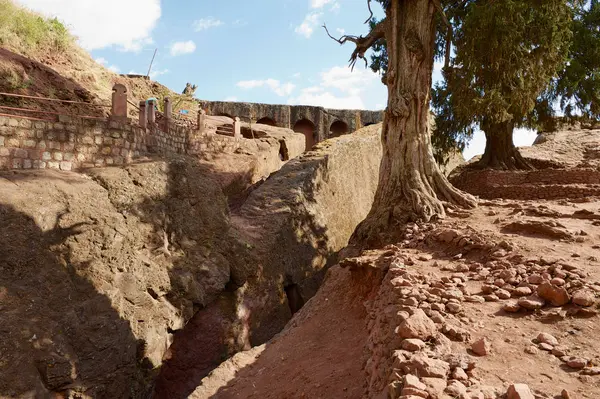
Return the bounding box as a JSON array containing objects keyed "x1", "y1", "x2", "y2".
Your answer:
[
  {"x1": 0, "y1": 116, "x2": 146, "y2": 171},
  {"x1": 147, "y1": 122, "x2": 188, "y2": 155},
  {"x1": 201, "y1": 100, "x2": 384, "y2": 145},
  {"x1": 451, "y1": 168, "x2": 600, "y2": 200}
]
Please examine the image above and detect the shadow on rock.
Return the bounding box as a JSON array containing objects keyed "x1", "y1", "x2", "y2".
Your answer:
[{"x1": 0, "y1": 202, "x2": 146, "y2": 398}]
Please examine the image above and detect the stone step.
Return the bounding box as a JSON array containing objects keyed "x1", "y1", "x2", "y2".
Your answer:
[{"x1": 458, "y1": 182, "x2": 600, "y2": 200}]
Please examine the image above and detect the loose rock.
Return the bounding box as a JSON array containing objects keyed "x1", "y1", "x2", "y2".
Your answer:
[
  {"x1": 537, "y1": 282, "x2": 570, "y2": 307},
  {"x1": 404, "y1": 374, "x2": 427, "y2": 391},
  {"x1": 537, "y1": 332, "x2": 559, "y2": 346},
  {"x1": 471, "y1": 338, "x2": 491, "y2": 356},
  {"x1": 518, "y1": 295, "x2": 545, "y2": 310},
  {"x1": 504, "y1": 302, "x2": 522, "y2": 313},
  {"x1": 402, "y1": 339, "x2": 426, "y2": 352},
  {"x1": 572, "y1": 289, "x2": 595, "y2": 307},
  {"x1": 397, "y1": 309, "x2": 438, "y2": 340},
  {"x1": 566, "y1": 357, "x2": 587, "y2": 369},
  {"x1": 507, "y1": 383, "x2": 535, "y2": 399}
]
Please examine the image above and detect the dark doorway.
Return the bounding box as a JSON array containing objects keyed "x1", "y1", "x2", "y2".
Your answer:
[
  {"x1": 293, "y1": 119, "x2": 316, "y2": 151},
  {"x1": 256, "y1": 117, "x2": 277, "y2": 126},
  {"x1": 279, "y1": 140, "x2": 289, "y2": 161},
  {"x1": 329, "y1": 120, "x2": 349, "y2": 137},
  {"x1": 284, "y1": 284, "x2": 305, "y2": 315}
]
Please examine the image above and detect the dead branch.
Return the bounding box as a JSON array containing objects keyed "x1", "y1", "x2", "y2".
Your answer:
[
  {"x1": 323, "y1": 19, "x2": 387, "y2": 71},
  {"x1": 432, "y1": 0, "x2": 453, "y2": 69},
  {"x1": 322, "y1": 23, "x2": 360, "y2": 46},
  {"x1": 364, "y1": 0, "x2": 374, "y2": 24}
]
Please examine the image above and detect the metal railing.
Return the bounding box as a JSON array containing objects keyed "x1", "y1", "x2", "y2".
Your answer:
[{"x1": 0, "y1": 92, "x2": 110, "y2": 122}]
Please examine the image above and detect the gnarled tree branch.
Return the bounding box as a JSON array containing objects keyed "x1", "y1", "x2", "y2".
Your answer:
[{"x1": 323, "y1": 19, "x2": 387, "y2": 71}]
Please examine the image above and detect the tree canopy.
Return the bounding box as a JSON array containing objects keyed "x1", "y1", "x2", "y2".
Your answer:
[{"x1": 367, "y1": 0, "x2": 600, "y2": 167}]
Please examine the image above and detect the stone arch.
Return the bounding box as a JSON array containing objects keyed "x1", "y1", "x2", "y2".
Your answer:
[
  {"x1": 329, "y1": 120, "x2": 349, "y2": 137},
  {"x1": 256, "y1": 117, "x2": 277, "y2": 126},
  {"x1": 293, "y1": 119, "x2": 316, "y2": 151}
]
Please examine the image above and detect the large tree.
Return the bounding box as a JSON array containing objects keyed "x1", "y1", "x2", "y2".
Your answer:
[
  {"x1": 366, "y1": 1, "x2": 575, "y2": 170},
  {"x1": 325, "y1": 0, "x2": 477, "y2": 244},
  {"x1": 447, "y1": 0, "x2": 572, "y2": 169}
]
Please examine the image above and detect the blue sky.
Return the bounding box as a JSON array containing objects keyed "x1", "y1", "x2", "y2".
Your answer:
[{"x1": 16, "y1": 0, "x2": 536, "y2": 160}]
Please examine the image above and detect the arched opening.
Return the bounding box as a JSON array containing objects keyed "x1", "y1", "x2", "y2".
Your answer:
[
  {"x1": 256, "y1": 117, "x2": 277, "y2": 126},
  {"x1": 284, "y1": 284, "x2": 305, "y2": 315},
  {"x1": 293, "y1": 119, "x2": 316, "y2": 151},
  {"x1": 363, "y1": 122, "x2": 376, "y2": 127},
  {"x1": 329, "y1": 120, "x2": 349, "y2": 137}
]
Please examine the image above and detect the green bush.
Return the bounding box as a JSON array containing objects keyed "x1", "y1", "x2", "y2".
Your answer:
[{"x1": 0, "y1": 0, "x2": 73, "y2": 53}]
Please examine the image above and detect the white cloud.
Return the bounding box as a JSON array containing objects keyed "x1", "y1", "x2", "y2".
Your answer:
[
  {"x1": 336, "y1": 28, "x2": 345, "y2": 35},
  {"x1": 292, "y1": 73, "x2": 301, "y2": 79},
  {"x1": 17, "y1": 0, "x2": 160, "y2": 51},
  {"x1": 149, "y1": 69, "x2": 169, "y2": 79},
  {"x1": 224, "y1": 96, "x2": 238, "y2": 102},
  {"x1": 236, "y1": 79, "x2": 296, "y2": 97},
  {"x1": 295, "y1": 12, "x2": 322, "y2": 38},
  {"x1": 169, "y1": 40, "x2": 196, "y2": 56},
  {"x1": 303, "y1": 86, "x2": 325, "y2": 94},
  {"x1": 288, "y1": 90, "x2": 365, "y2": 110},
  {"x1": 321, "y1": 66, "x2": 378, "y2": 95},
  {"x1": 193, "y1": 17, "x2": 224, "y2": 31},
  {"x1": 287, "y1": 65, "x2": 385, "y2": 110},
  {"x1": 107, "y1": 65, "x2": 120, "y2": 73},
  {"x1": 310, "y1": 0, "x2": 333, "y2": 8},
  {"x1": 95, "y1": 57, "x2": 107, "y2": 65}
]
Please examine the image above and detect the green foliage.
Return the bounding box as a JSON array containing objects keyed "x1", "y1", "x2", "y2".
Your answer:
[
  {"x1": 368, "y1": 17, "x2": 388, "y2": 79},
  {"x1": 547, "y1": 1, "x2": 600, "y2": 119},
  {"x1": 431, "y1": 81, "x2": 474, "y2": 165},
  {"x1": 449, "y1": 0, "x2": 572, "y2": 128},
  {"x1": 0, "y1": 0, "x2": 73, "y2": 54}
]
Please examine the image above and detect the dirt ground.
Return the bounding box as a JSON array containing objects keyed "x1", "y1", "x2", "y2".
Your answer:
[{"x1": 191, "y1": 196, "x2": 600, "y2": 399}]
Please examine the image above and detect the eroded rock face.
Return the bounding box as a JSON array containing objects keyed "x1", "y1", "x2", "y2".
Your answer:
[
  {"x1": 230, "y1": 125, "x2": 384, "y2": 346},
  {"x1": 0, "y1": 160, "x2": 248, "y2": 398}
]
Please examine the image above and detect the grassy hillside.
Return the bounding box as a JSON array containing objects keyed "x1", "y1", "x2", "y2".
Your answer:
[
  {"x1": 0, "y1": 0, "x2": 73, "y2": 56},
  {"x1": 0, "y1": 0, "x2": 198, "y2": 121}
]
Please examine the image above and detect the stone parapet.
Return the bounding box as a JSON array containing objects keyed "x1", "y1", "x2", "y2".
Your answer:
[{"x1": 0, "y1": 116, "x2": 146, "y2": 171}]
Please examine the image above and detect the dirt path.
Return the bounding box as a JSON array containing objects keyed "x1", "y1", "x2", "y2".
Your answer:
[{"x1": 190, "y1": 265, "x2": 383, "y2": 399}]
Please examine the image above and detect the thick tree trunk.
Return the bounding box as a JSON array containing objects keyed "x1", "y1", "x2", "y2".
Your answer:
[
  {"x1": 352, "y1": 0, "x2": 476, "y2": 246},
  {"x1": 476, "y1": 120, "x2": 534, "y2": 170}
]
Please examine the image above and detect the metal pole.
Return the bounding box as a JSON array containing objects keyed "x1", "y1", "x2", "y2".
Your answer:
[{"x1": 147, "y1": 48, "x2": 157, "y2": 78}]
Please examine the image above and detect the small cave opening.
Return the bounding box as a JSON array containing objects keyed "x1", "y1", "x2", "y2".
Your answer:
[
  {"x1": 284, "y1": 283, "x2": 305, "y2": 315},
  {"x1": 279, "y1": 140, "x2": 289, "y2": 161}
]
